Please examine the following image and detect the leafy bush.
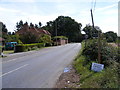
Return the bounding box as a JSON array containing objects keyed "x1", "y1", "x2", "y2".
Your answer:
[
  {"x1": 19, "y1": 31, "x2": 39, "y2": 44},
  {"x1": 14, "y1": 44, "x2": 27, "y2": 52},
  {"x1": 82, "y1": 39, "x2": 119, "y2": 65},
  {"x1": 39, "y1": 34, "x2": 52, "y2": 43},
  {"x1": 15, "y1": 43, "x2": 44, "y2": 52},
  {"x1": 74, "y1": 41, "x2": 120, "y2": 88}
]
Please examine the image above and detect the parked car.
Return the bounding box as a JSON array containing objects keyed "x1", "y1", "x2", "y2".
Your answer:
[{"x1": 5, "y1": 42, "x2": 18, "y2": 50}]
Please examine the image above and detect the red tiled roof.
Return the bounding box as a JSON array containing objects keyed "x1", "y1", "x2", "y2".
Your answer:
[
  {"x1": 16, "y1": 24, "x2": 51, "y2": 36},
  {"x1": 37, "y1": 29, "x2": 51, "y2": 35}
]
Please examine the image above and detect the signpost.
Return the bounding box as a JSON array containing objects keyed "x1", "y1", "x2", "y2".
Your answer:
[{"x1": 91, "y1": 63, "x2": 104, "y2": 72}]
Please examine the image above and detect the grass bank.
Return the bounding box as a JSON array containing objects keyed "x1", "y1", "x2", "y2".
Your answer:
[{"x1": 73, "y1": 42, "x2": 119, "y2": 88}]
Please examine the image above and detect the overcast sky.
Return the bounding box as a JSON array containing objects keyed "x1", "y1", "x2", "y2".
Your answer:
[{"x1": 0, "y1": 0, "x2": 119, "y2": 35}]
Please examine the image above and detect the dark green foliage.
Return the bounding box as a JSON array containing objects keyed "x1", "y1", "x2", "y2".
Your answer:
[
  {"x1": 30, "y1": 22, "x2": 34, "y2": 27},
  {"x1": 15, "y1": 45, "x2": 27, "y2": 52},
  {"x1": 35, "y1": 24, "x2": 38, "y2": 28},
  {"x1": 82, "y1": 39, "x2": 119, "y2": 65},
  {"x1": 74, "y1": 41, "x2": 119, "y2": 88},
  {"x1": 42, "y1": 16, "x2": 82, "y2": 42},
  {"x1": 16, "y1": 20, "x2": 23, "y2": 31},
  {"x1": 39, "y1": 22, "x2": 42, "y2": 27},
  {"x1": 82, "y1": 24, "x2": 101, "y2": 39},
  {"x1": 104, "y1": 31, "x2": 117, "y2": 42},
  {"x1": 53, "y1": 36, "x2": 68, "y2": 39},
  {"x1": 19, "y1": 31, "x2": 39, "y2": 44},
  {"x1": 15, "y1": 43, "x2": 44, "y2": 52},
  {"x1": 2, "y1": 24, "x2": 8, "y2": 33},
  {"x1": 39, "y1": 34, "x2": 52, "y2": 43}
]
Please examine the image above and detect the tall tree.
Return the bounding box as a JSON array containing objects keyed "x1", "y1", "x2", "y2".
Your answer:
[
  {"x1": 16, "y1": 20, "x2": 24, "y2": 31},
  {"x1": 35, "y1": 24, "x2": 38, "y2": 28},
  {"x1": 39, "y1": 22, "x2": 42, "y2": 28},
  {"x1": 43, "y1": 16, "x2": 82, "y2": 42},
  {"x1": 82, "y1": 24, "x2": 101, "y2": 39},
  {"x1": 30, "y1": 22, "x2": 34, "y2": 28},
  {"x1": 104, "y1": 31, "x2": 117, "y2": 42},
  {"x1": 2, "y1": 24, "x2": 8, "y2": 33}
]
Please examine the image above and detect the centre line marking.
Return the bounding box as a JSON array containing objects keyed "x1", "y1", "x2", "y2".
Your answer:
[
  {"x1": 3, "y1": 59, "x2": 17, "y2": 63},
  {"x1": 0, "y1": 64, "x2": 28, "y2": 77}
]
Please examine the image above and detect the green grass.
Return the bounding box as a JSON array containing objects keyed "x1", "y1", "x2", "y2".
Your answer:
[
  {"x1": 3, "y1": 50, "x2": 14, "y2": 54},
  {"x1": 73, "y1": 41, "x2": 119, "y2": 88}
]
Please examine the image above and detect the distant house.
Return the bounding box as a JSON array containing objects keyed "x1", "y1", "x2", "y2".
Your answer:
[
  {"x1": 16, "y1": 23, "x2": 51, "y2": 36},
  {"x1": 53, "y1": 36, "x2": 68, "y2": 45}
]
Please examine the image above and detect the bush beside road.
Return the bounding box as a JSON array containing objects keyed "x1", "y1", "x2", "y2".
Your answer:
[
  {"x1": 14, "y1": 43, "x2": 45, "y2": 53},
  {"x1": 56, "y1": 40, "x2": 119, "y2": 88},
  {"x1": 74, "y1": 40, "x2": 119, "y2": 88}
]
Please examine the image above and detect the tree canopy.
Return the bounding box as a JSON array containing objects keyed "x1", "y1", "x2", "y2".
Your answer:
[
  {"x1": 103, "y1": 31, "x2": 117, "y2": 42},
  {"x1": 82, "y1": 24, "x2": 102, "y2": 39},
  {"x1": 43, "y1": 16, "x2": 82, "y2": 42}
]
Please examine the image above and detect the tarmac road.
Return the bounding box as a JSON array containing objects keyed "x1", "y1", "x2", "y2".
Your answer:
[{"x1": 2, "y1": 43, "x2": 81, "y2": 88}]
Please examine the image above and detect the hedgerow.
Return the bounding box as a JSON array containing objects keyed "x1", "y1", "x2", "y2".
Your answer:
[{"x1": 15, "y1": 43, "x2": 44, "y2": 52}]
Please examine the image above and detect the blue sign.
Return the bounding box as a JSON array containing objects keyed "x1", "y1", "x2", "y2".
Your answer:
[{"x1": 91, "y1": 63, "x2": 104, "y2": 72}]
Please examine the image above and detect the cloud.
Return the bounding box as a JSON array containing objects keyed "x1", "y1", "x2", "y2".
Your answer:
[
  {"x1": 0, "y1": 7, "x2": 19, "y2": 13},
  {"x1": 0, "y1": 0, "x2": 119, "y2": 2},
  {"x1": 0, "y1": 0, "x2": 36, "y2": 2},
  {"x1": 0, "y1": 1, "x2": 118, "y2": 34},
  {"x1": 96, "y1": 4, "x2": 117, "y2": 12}
]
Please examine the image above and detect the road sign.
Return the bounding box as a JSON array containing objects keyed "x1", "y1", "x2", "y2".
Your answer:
[{"x1": 91, "y1": 63, "x2": 104, "y2": 72}]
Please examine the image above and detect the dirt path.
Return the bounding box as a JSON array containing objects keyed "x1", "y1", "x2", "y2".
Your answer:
[{"x1": 55, "y1": 65, "x2": 80, "y2": 88}]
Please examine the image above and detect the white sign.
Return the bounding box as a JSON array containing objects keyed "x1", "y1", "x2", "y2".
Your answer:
[{"x1": 91, "y1": 63, "x2": 104, "y2": 72}]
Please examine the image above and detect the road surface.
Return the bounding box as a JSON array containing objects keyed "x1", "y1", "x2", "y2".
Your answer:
[{"x1": 2, "y1": 43, "x2": 81, "y2": 88}]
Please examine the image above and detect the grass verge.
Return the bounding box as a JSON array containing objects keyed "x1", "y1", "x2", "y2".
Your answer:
[
  {"x1": 73, "y1": 42, "x2": 119, "y2": 88},
  {"x1": 3, "y1": 50, "x2": 14, "y2": 54}
]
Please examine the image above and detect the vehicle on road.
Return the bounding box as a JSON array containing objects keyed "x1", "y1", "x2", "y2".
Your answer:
[{"x1": 5, "y1": 42, "x2": 18, "y2": 50}]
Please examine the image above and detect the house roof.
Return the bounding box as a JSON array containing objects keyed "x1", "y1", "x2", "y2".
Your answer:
[{"x1": 16, "y1": 24, "x2": 51, "y2": 36}]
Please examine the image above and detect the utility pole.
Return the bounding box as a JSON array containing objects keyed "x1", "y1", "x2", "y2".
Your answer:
[
  {"x1": 90, "y1": 9, "x2": 94, "y2": 28},
  {"x1": 90, "y1": 9, "x2": 101, "y2": 64},
  {"x1": 90, "y1": 9, "x2": 94, "y2": 38},
  {"x1": 98, "y1": 31, "x2": 101, "y2": 63},
  {"x1": 55, "y1": 21, "x2": 58, "y2": 46}
]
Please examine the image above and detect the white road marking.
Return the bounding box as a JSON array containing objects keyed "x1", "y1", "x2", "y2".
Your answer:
[
  {"x1": 2, "y1": 50, "x2": 51, "y2": 63},
  {"x1": 3, "y1": 59, "x2": 17, "y2": 63},
  {"x1": 0, "y1": 64, "x2": 28, "y2": 77}
]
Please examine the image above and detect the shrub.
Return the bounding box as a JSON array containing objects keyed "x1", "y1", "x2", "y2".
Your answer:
[
  {"x1": 14, "y1": 45, "x2": 27, "y2": 52},
  {"x1": 31, "y1": 46, "x2": 38, "y2": 50},
  {"x1": 82, "y1": 39, "x2": 119, "y2": 65},
  {"x1": 74, "y1": 41, "x2": 120, "y2": 88}
]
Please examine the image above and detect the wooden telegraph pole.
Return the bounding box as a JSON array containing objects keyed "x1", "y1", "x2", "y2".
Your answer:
[
  {"x1": 90, "y1": 9, "x2": 101, "y2": 64},
  {"x1": 55, "y1": 21, "x2": 58, "y2": 46},
  {"x1": 90, "y1": 9, "x2": 94, "y2": 38},
  {"x1": 90, "y1": 9, "x2": 94, "y2": 29}
]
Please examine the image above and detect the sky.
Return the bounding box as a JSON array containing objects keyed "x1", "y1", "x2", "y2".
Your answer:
[{"x1": 0, "y1": 0, "x2": 119, "y2": 35}]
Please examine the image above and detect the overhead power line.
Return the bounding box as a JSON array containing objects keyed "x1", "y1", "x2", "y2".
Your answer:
[
  {"x1": 93, "y1": 0, "x2": 96, "y2": 12},
  {"x1": 91, "y1": 0, "x2": 96, "y2": 12}
]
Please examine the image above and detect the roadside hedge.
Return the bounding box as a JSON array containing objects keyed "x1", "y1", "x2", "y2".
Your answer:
[
  {"x1": 14, "y1": 43, "x2": 44, "y2": 52},
  {"x1": 82, "y1": 39, "x2": 119, "y2": 65}
]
